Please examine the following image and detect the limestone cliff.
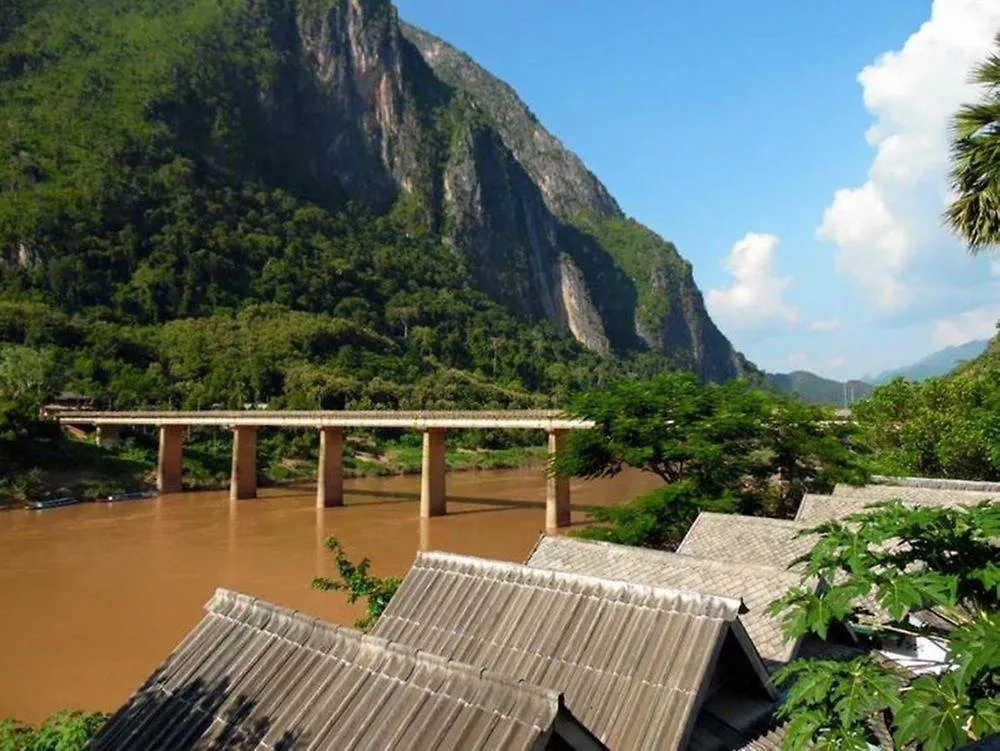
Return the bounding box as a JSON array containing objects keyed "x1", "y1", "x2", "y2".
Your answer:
[{"x1": 257, "y1": 0, "x2": 749, "y2": 378}]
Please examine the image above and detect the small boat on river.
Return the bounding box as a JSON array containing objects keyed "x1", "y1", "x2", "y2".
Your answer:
[
  {"x1": 25, "y1": 496, "x2": 83, "y2": 510},
  {"x1": 103, "y1": 491, "x2": 155, "y2": 503}
]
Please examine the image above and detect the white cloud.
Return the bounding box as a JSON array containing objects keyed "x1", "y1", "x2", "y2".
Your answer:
[
  {"x1": 828, "y1": 356, "x2": 848, "y2": 368},
  {"x1": 991, "y1": 259, "x2": 1000, "y2": 277},
  {"x1": 817, "y1": 0, "x2": 1000, "y2": 309},
  {"x1": 707, "y1": 232, "x2": 798, "y2": 328},
  {"x1": 931, "y1": 305, "x2": 1000, "y2": 347},
  {"x1": 789, "y1": 352, "x2": 809, "y2": 367},
  {"x1": 810, "y1": 318, "x2": 840, "y2": 333}
]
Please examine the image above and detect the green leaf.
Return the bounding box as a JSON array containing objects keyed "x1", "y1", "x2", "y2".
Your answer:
[
  {"x1": 972, "y1": 695, "x2": 1000, "y2": 738},
  {"x1": 895, "y1": 674, "x2": 974, "y2": 751}
]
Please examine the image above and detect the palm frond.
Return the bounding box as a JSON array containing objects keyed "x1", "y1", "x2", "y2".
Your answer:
[{"x1": 945, "y1": 31, "x2": 1000, "y2": 252}]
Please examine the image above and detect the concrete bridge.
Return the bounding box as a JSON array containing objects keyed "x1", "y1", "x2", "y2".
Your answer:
[{"x1": 57, "y1": 411, "x2": 594, "y2": 529}]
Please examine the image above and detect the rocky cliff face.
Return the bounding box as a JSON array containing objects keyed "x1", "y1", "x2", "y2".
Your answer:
[{"x1": 283, "y1": 0, "x2": 748, "y2": 379}]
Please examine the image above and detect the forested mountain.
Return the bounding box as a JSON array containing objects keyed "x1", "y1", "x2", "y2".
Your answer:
[
  {"x1": 767, "y1": 370, "x2": 873, "y2": 407},
  {"x1": 0, "y1": 0, "x2": 752, "y2": 411},
  {"x1": 865, "y1": 338, "x2": 991, "y2": 384}
]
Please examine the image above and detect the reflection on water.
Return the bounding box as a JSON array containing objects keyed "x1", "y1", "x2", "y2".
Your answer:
[{"x1": 0, "y1": 466, "x2": 660, "y2": 723}]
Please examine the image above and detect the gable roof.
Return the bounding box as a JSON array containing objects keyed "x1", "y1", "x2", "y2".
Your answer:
[
  {"x1": 796, "y1": 485, "x2": 999, "y2": 525},
  {"x1": 92, "y1": 588, "x2": 604, "y2": 751},
  {"x1": 524, "y1": 534, "x2": 804, "y2": 669},
  {"x1": 372, "y1": 551, "x2": 775, "y2": 750},
  {"x1": 677, "y1": 512, "x2": 814, "y2": 570}
]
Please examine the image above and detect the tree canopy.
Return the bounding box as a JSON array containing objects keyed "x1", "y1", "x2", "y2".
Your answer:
[
  {"x1": 555, "y1": 372, "x2": 867, "y2": 548},
  {"x1": 853, "y1": 333, "x2": 1000, "y2": 481}
]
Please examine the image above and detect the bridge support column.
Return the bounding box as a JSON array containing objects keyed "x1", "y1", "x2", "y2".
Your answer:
[
  {"x1": 546, "y1": 429, "x2": 570, "y2": 529},
  {"x1": 420, "y1": 428, "x2": 447, "y2": 518},
  {"x1": 96, "y1": 425, "x2": 121, "y2": 447},
  {"x1": 230, "y1": 426, "x2": 258, "y2": 500},
  {"x1": 157, "y1": 425, "x2": 184, "y2": 494},
  {"x1": 317, "y1": 427, "x2": 344, "y2": 508}
]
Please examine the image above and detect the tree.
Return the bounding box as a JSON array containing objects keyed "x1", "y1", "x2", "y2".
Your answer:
[
  {"x1": 853, "y1": 346, "x2": 1000, "y2": 482},
  {"x1": 945, "y1": 31, "x2": 1000, "y2": 252},
  {"x1": 769, "y1": 501, "x2": 1000, "y2": 750},
  {"x1": 312, "y1": 536, "x2": 401, "y2": 632},
  {"x1": 0, "y1": 346, "x2": 56, "y2": 402},
  {"x1": 572, "y1": 483, "x2": 705, "y2": 549},
  {"x1": 554, "y1": 372, "x2": 768, "y2": 488},
  {"x1": 555, "y1": 373, "x2": 866, "y2": 544}
]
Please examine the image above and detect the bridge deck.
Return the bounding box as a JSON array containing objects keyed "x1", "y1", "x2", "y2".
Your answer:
[{"x1": 56, "y1": 410, "x2": 594, "y2": 430}]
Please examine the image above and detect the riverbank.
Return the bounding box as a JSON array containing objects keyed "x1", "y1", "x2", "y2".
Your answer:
[{"x1": 0, "y1": 439, "x2": 549, "y2": 509}]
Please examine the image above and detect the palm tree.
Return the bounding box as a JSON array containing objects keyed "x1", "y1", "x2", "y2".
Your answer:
[{"x1": 945, "y1": 31, "x2": 1000, "y2": 252}]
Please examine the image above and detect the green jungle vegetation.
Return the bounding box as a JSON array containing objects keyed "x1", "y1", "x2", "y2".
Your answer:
[
  {"x1": 0, "y1": 0, "x2": 708, "y2": 504},
  {"x1": 852, "y1": 331, "x2": 1000, "y2": 482},
  {"x1": 552, "y1": 371, "x2": 869, "y2": 549}
]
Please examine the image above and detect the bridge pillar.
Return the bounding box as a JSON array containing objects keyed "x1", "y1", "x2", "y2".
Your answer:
[
  {"x1": 317, "y1": 427, "x2": 344, "y2": 508},
  {"x1": 96, "y1": 425, "x2": 121, "y2": 447},
  {"x1": 546, "y1": 429, "x2": 570, "y2": 529},
  {"x1": 230, "y1": 426, "x2": 258, "y2": 500},
  {"x1": 157, "y1": 425, "x2": 184, "y2": 494},
  {"x1": 420, "y1": 428, "x2": 447, "y2": 517}
]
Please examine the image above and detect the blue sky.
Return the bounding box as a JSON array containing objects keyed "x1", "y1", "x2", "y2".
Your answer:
[{"x1": 394, "y1": 0, "x2": 1000, "y2": 380}]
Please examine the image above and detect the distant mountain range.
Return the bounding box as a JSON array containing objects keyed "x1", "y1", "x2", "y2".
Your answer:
[
  {"x1": 767, "y1": 338, "x2": 993, "y2": 407},
  {"x1": 864, "y1": 339, "x2": 990, "y2": 385},
  {"x1": 767, "y1": 372, "x2": 873, "y2": 407}
]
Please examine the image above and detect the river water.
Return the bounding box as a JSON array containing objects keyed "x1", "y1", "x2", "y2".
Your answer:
[{"x1": 0, "y1": 466, "x2": 660, "y2": 724}]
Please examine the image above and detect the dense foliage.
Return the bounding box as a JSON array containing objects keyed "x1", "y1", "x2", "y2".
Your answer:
[
  {"x1": 769, "y1": 502, "x2": 1000, "y2": 750},
  {"x1": 312, "y1": 536, "x2": 401, "y2": 632},
  {"x1": 0, "y1": 0, "x2": 702, "y2": 414},
  {"x1": 853, "y1": 332, "x2": 1000, "y2": 481},
  {"x1": 946, "y1": 30, "x2": 1000, "y2": 251},
  {"x1": 0, "y1": 711, "x2": 107, "y2": 750},
  {"x1": 0, "y1": 0, "x2": 708, "y2": 496},
  {"x1": 556, "y1": 372, "x2": 867, "y2": 548}
]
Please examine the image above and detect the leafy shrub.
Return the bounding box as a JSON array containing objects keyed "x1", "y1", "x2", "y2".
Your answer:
[
  {"x1": 312, "y1": 536, "x2": 401, "y2": 632},
  {"x1": 0, "y1": 711, "x2": 108, "y2": 751}
]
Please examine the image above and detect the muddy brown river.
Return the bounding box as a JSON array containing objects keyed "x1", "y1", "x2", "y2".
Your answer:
[{"x1": 0, "y1": 467, "x2": 660, "y2": 724}]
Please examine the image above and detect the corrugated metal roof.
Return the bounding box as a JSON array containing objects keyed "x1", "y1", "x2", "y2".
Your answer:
[
  {"x1": 372, "y1": 551, "x2": 775, "y2": 751},
  {"x1": 677, "y1": 513, "x2": 814, "y2": 570},
  {"x1": 524, "y1": 535, "x2": 804, "y2": 669},
  {"x1": 92, "y1": 588, "x2": 605, "y2": 751},
  {"x1": 796, "y1": 485, "x2": 998, "y2": 525}
]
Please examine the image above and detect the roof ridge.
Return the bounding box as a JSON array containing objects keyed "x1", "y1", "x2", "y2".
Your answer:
[
  {"x1": 693, "y1": 511, "x2": 808, "y2": 529},
  {"x1": 205, "y1": 588, "x2": 564, "y2": 713},
  {"x1": 415, "y1": 551, "x2": 746, "y2": 619},
  {"x1": 533, "y1": 534, "x2": 798, "y2": 578}
]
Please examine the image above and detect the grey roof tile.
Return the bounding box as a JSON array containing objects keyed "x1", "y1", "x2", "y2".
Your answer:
[
  {"x1": 870, "y1": 475, "x2": 1000, "y2": 493},
  {"x1": 525, "y1": 535, "x2": 807, "y2": 668},
  {"x1": 676, "y1": 512, "x2": 815, "y2": 569},
  {"x1": 372, "y1": 551, "x2": 774, "y2": 751},
  {"x1": 92, "y1": 588, "x2": 604, "y2": 751},
  {"x1": 796, "y1": 485, "x2": 999, "y2": 525}
]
